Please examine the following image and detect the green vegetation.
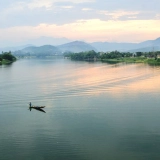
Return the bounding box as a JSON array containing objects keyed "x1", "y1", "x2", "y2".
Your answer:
[
  {"x1": 0, "y1": 51, "x2": 16, "y2": 65},
  {"x1": 65, "y1": 50, "x2": 99, "y2": 61},
  {"x1": 64, "y1": 50, "x2": 160, "y2": 65}
]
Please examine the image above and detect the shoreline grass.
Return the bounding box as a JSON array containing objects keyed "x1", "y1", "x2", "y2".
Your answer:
[{"x1": 101, "y1": 57, "x2": 160, "y2": 65}]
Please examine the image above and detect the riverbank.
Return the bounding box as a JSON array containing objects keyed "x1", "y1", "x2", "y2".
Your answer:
[
  {"x1": 64, "y1": 50, "x2": 160, "y2": 65},
  {"x1": 0, "y1": 52, "x2": 16, "y2": 65},
  {"x1": 101, "y1": 57, "x2": 160, "y2": 65}
]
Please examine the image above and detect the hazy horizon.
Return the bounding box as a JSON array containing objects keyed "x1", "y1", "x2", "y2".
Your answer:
[{"x1": 1, "y1": 36, "x2": 160, "y2": 49}]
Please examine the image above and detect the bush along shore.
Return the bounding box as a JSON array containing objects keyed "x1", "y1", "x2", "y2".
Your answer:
[
  {"x1": 0, "y1": 52, "x2": 17, "y2": 65},
  {"x1": 64, "y1": 50, "x2": 160, "y2": 65}
]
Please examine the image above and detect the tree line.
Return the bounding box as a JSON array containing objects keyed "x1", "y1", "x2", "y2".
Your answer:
[
  {"x1": 64, "y1": 50, "x2": 160, "y2": 60},
  {"x1": 64, "y1": 50, "x2": 99, "y2": 61},
  {"x1": 0, "y1": 51, "x2": 16, "y2": 64}
]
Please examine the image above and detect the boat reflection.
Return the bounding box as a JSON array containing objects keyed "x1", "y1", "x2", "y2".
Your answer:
[{"x1": 29, "y1": 102, "x2": 46, "y2": 113}]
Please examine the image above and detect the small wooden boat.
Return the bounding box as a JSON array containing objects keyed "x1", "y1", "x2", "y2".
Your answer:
[
  {"x1": 31, "y1": 106, "x2": 45, "y2": 109},
  {"x1": 29, "y1": 102, "x2": 46, "y2": 113}
]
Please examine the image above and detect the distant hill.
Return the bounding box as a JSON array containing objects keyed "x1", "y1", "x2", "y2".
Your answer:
[
  {"x1": 152, "y1": 37, "x2": 160, "y2": 46},
  {"x1": 127, "y1": 46, "x2": 160, "y2": 53},
  {"x1": 127, "y1": 38, "x2": 160, "y2": 52},
  {"x1": 90, "y1": 42, "x2": 137, "y2": 52},
  {"x1": 0, "y1": 44, "x2": 33, "y2": 53},
  {"x1": 8, "y1": 37, "x2": 160, "y2": 56},
  {"x1": 91, "y1": 37, "x2": 160, "y2": 52},
  {"x1": 12, "y1": 41, "x2": 97, "y2": 56},
  {"x1": 57, "y1": 41, "x2": 97, "y2": 53},
  {"x1": 13, "y1": 45, "x2": 62, "y2": 56}
]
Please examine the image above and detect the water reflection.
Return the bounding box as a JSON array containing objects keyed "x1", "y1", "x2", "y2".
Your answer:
[
  {"x1": 1, "y1": 58, "x2": 160, "y2": 160},
  {"x1": 0, "y1": 63, "x2": 13, "y2": 68},
  {"x1": 35, "y1": 62, "x2": 160, "y2": 100},
  {"x1": 29, "y1": 106, "x2": 46, "y2": 113}
]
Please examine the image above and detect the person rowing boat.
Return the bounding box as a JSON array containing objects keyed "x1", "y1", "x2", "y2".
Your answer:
[{"x1": 29, "y1": 102, "x2": 46, "y2": 113}]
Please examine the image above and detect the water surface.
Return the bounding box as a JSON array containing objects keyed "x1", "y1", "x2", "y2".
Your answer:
[{"x1": 0, "y1": 58, "x2": 160, "y2": 160}]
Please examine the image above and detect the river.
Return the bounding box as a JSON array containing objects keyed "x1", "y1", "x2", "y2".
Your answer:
[{"x1": 0, "y1": 57, "x2": 160, "y2": 160}]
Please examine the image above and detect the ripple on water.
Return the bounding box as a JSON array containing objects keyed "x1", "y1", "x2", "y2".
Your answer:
[
  {"x1": 1, "y1": 62, "x2": 160, "y2": 105},
  {"x1": 1, "y1": 60, "x2": 160, "y2": 160}
]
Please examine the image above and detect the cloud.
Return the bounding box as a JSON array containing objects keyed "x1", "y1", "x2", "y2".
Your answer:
[
  {"x1": 98, "y1": 10, "x2": 140, "y2": 20},
  {"x1": 1, "y1": 0, "x2": 95, "y2": 14},
  {"x1": 82, "y1": 8, "x2": 93, "y2": 11},
  {"x1": 27, "y1": 0, "x2": 53, "y2": 9},
  {"x1": 2, "y1": 2, "x2": 24, "y2": 14},
  {"x1": 1, "y1": 0, "x2": 159, "y2": 28},
  {"x1": 57, "y1": 0, "x2": 95, "y2": 3},
  {"x1": 155, "y1": 14, "x2": 160, "y2": 19},
  {"x1": 0, "y1": 0, "x2": 97, "y2": 28},
  {"x1": 26, "y1": 0, "x2": 94, "y2": 9},
  {"x1": 0, "y1": 0, "x2": 160, "y2": 45},
  {"x1": 61, "y1": 6, "x2": 74, "y2": 9},
  {"x1": 0, "y1": 19, "x2": 160, "y2": 44}
]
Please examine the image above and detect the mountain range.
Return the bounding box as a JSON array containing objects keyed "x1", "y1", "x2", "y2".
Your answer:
[
  {"x1": 13, "y1": 45, "x2": 61, "y2": 56},
  {"x1": 13, "y1": 41, "x2": 97, "y2": 56},
  {"x1": 1, "y1": 37, "x2": 160, "y2": 56},
  {"x1": 90, "y1": 37, "x2": 160, "y2": 52}
]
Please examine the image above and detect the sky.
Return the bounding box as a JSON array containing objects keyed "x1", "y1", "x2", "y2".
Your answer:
[{"x1": 1, "y1": 0, "x2": 160, "y2": 47}]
